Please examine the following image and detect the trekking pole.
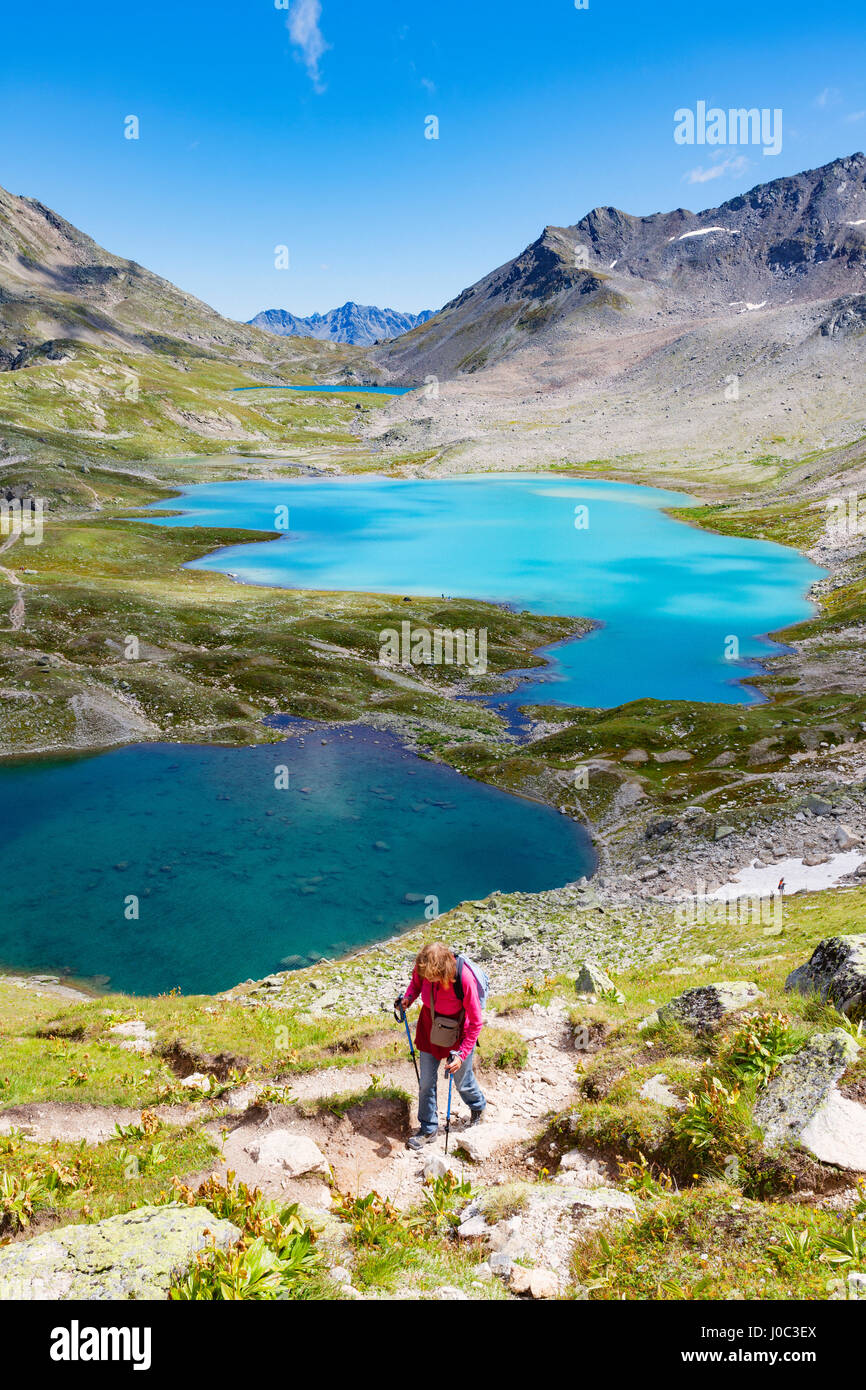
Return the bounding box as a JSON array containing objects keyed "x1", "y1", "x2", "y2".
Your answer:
[
  {"x1": 394, "y1": 999, "x2": 420, "y2": 1084},
  {"x1": 445, "y1": 1051, "x2": 458, "y2": 1154}
]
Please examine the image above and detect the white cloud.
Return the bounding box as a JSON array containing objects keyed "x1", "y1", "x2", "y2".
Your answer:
[
  {"x1": 287, "y1": 0, "x2": 330, "y2": 91},
  {"x1": 844, "y1": 109, "x2": 866, "y2": 123},
  {"x1": 684, "y1": 155, "x2": 749, "y2": 185},
  {"x1": 815, "y1": 86, "x2": 842, "y2": 108}
]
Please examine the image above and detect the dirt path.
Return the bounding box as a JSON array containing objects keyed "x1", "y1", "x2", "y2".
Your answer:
[
  {"x1": 198, "y1": 1001, "x2": 579, "y2": 1209},
  {"x1": 0, "y1": 530, "x2": 25, "y2": 630},
  {"x1": 0, "y1": 1003, "x2": 580, "y2": 1210}
]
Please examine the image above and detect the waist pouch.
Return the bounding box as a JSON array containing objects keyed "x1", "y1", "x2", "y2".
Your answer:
[{"x1": 429, "y1": 985, "x2": 465, "y2": 1050}]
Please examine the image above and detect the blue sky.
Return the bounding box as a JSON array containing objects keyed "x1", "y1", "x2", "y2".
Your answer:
[{"x1": 2, "y1": 0, "x2": 865, "y2": 321}]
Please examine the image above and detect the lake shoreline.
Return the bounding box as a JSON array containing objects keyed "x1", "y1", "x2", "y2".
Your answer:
[{"x1": 2, "y1": 456, "x2": 862, "y2": 986}]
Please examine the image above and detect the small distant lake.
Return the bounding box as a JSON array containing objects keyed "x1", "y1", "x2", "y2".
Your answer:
[
  {"x1": 232, "y1": 384, "x2": 414, "y2": 395},
  {"x1": 147, "y1": 473, "x2": 824, "y2": 708},
  {"x1": 0, "y1": 728, "x2": 592, "y2": 996}
]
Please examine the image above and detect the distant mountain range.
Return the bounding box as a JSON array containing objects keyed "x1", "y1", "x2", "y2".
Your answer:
[{"x1": 249, "y1": 302, "x2": 434, "y2": 347}]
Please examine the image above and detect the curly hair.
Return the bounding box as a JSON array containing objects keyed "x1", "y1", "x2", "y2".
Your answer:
[{"x1": 415, "y1": 942, "x2": 456, "y2": 984}]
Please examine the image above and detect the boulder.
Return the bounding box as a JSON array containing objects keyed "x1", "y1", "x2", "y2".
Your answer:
[
  {"x1": 487, "y1": 1216, "x2": 527, "y2": 1260},
  {"x1": 573, "y1": 961, "x2": 624, "y2": 1003},
  {"x1": 799, "y1": 1091, "x2": 866, "y2": 1171},
  {"x1": 639, "y1": 1074, "x2": 683, "y2": 1109},
  {"x1": 107, "y1": 1020, "x2": 155, "y2": 1053},
  {"x1": 557, "y1": 1150, "x2": 611, "y2": 1186},
  {"x1": 753, "y1": 1029, "x2": 863, "y2": 1168},
  {"x1": 456, "y1": 1214, "x2": 491, "y2": 1240},
  {"x1": 501, "y1": 925, "x2": 532, "y2": 948},
  {"x1": 508, "y1": 1265, "x2": 559, "y2": 1298},
  {"x1": 0, "y1": 1204, "x2": 240, "y2": 1301},
  {"x1": 658, "y1": 981, "x2": 762, "y2": 1030},
  {"x1": 422, "y1": 1154, "x2": 460, "y2": 1182},
  {"x1": 458, "y1": 1121, "x2": 532, "y2": 1162},
  {"x1": 243, "y1": 1129, "x2": 330, "y2": 1177},
  {"x1": 621, "y1": 748, "x2": 649, "y2": 764},
  {"x1": 646, "y1": 818, "x2": 676, "y2": 839},
  {"x1": 785, "y1": 934, "x2": 866, "y2": 1016},
  {"x1": 652, "y1": 750, "x2": 693, "y2": 763},
  {"x1": 801, "y1": 794, "x2": 833, "y2": 817},
  {"x1": 834, "y1": 825, "x2": 860, "y2": 850}
]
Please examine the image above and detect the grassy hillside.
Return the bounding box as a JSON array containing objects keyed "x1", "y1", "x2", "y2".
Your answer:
[{"x1": 1, "y1": 885, "x2": 863, "y2": 1300}]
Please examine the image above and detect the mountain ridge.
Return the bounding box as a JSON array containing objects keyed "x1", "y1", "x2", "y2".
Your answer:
[
  {"x1": 249, "y1": 302, "x2": 433, "y2": 346},
  {"x1": 373, "y1": 152, "x2": 866, "y2": 382}
]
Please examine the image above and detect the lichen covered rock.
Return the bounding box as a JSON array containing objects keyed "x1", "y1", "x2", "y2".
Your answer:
[
  {"x1": 657, "y1": 981, "x2": 762, "y2": 1031},
  {"x1": 0, "y1": 1204, "x2": 240, "y2": 1301},
  {"x1": 753, "y1": 1029, "x2": 863, "y2": 1169},
  {"x1": 785, "y1": 934, "x2": 866, "y2": 1017},
  {"x1": 573, "y1": 960, "x2": 624, "y2": 1003}
]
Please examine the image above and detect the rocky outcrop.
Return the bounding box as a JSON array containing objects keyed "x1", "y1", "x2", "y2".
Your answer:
[
  {"x1": 785, "y1": 934, "x2": 866, "y2": 1016},
  {"x1": 753, "y1": 1030, "x2": 865, "y2": 1170},
  {"x1": 573, "y1": 960, "x2": 625, "y2": 1003},
  {"x1": 243, "y1": 1129, "x2": 330, "y2": 1177},
  {"x1": 655, "y1": 981, "x2": 762, "y2": 1031},
  {"x1": 0, "y1": 1205, "x2": 240, "y2": 1300}
]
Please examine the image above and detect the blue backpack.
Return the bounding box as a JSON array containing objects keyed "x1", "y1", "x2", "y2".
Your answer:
[{"x1": 453, "y1": 954, "x2": 490, "y2": 1010}]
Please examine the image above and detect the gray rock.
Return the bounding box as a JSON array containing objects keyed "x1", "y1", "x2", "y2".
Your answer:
[
  {"x1": 753, "y1": 1029, "x2": 861, "y2": 1161},
  {"x1": 573, "y1": 960, "x2": 624, "y2": 1002},
  {"x1": 834, "y1": 824, "x2": 860, "y2": 850},
  {"x1": 243, "y1": 1129, "x2": 330, "y2": 1176},
  {"x1": 658, "y1": 981, "x2": 762, "y2": 1030},
  {"x1": 107, "y1": 1020, "x2": 155, "y2": 1053},
  {"x1": 508, "y1": 1265, "x2": 559, "y2": 1298},
  {"x1": 785, "y1": 934, "x2": 866, "y2": 1016},
  {"x1": 501, "y1": 926, "x2": 532, "y2": 947},
  {"x1": 621, "y1": 748, "x2": 649, "y2": 764},
  {"x1": 801, "y1": 794, "x2": 833, "y2": 816},
  {"x1": 639, "y1": 1074, "x2": 683, "y2": 1109},
  {"x1": 422, "y1": 1154, "x2": 460, "y2": 1182},
  {"x1": 0, "y1": 1204, "x2": 240, "y2": 1301},
  {"x1": 457, "y1": 1214, "x2": 491, "y2": 1240},
  {"x1": 714, "y1": 824, "x2": 737, "y2": 841},
  {"x1": 799, "y1": 1091, "x2": 866, "y2": 1171}
]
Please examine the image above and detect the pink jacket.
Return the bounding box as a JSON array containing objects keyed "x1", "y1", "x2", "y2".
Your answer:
[{"x1": 403, "y1": 962, "x2": 483, "y2": 1062}]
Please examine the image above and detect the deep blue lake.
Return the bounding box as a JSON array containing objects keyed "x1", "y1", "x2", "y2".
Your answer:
[
  {"x1": 148, "y1": 473, "x2": 824, "y2": 708},
  {"x1": 0, "y1": 728, "x2": 592, "y2": 995}
]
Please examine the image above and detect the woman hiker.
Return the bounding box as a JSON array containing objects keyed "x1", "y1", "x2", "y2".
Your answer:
[{"x1": 395, "y1": 941, "x2": 487, "y2": 1150}]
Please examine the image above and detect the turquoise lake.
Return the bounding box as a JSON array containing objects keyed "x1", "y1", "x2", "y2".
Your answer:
[
  {"x1": 0, "y1": 728, "x2": 592, "y2": 995},
  {"x1": 148, "y1": 473, "x2": 824, "y2": 708},
  {"x1": 0, "y1": 473, "x2": 823, "y2": 995}
]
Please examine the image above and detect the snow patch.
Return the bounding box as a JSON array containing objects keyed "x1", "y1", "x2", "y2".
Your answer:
[
  {"x1": 704, "y1": 851, "x2": 864, "y2": 901},
  {"x1": 678, "y1": 226, "x2": 741, "y2": 240}
]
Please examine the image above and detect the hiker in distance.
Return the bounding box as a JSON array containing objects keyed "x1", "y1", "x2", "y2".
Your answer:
[{"x1": 395, "y1": 942, "x2": 488, "y2": 1150}]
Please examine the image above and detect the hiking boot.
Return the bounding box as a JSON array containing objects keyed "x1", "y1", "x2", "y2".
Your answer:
[
  {"x1": 406, "y1": 1130, "x2": 438, "y2": 1150},
  {"x1": 468, "y1": 1109, "x2": 486, "y2": 1128}
]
